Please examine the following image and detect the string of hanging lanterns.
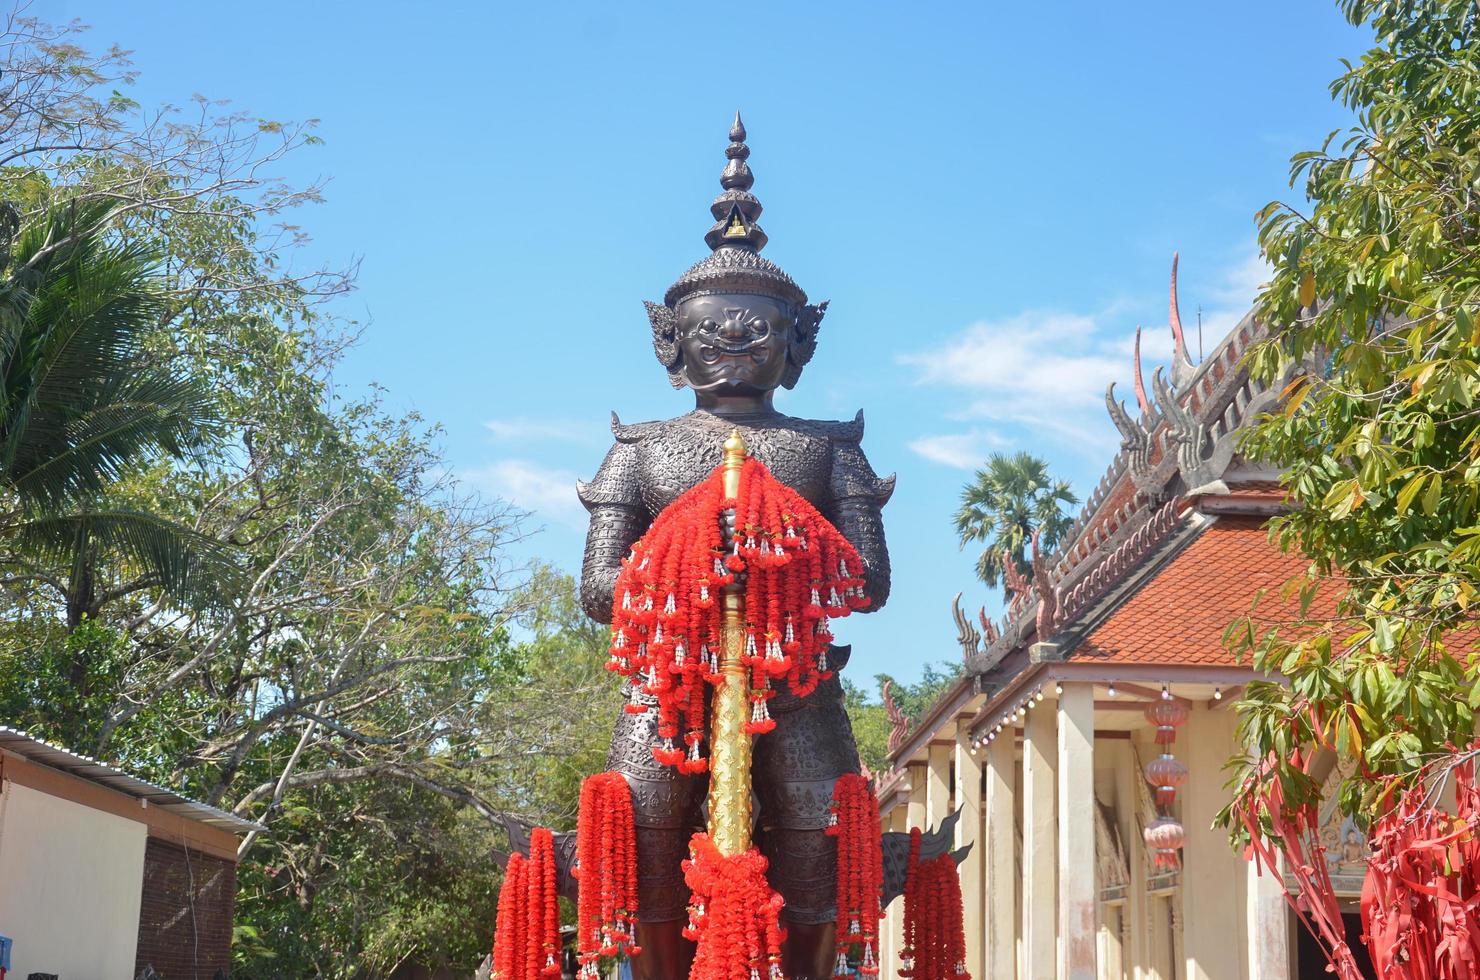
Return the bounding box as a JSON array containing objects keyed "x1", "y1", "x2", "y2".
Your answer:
[{"x1": 1142, "y1": 687, "x2": 1189, "y2": 867}]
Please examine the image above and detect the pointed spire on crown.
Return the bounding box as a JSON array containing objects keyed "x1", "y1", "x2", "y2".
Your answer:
[
  {"x1": 704, "y1": 110, "x2": 768, "y2": 253},
  {"x1": 662, "y1": 113, "x2": 804, "y2": 308}
]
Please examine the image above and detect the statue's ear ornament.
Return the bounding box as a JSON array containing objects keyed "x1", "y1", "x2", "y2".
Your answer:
[
  {"x1": 645, "y1": 300, "x2": 686, "y2": 389},
  {"x1": 781, "y1": 300, "x2": 827, "y2": 390}
]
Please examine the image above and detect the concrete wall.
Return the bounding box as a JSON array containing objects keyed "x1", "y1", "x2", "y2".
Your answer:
[{"x1": 0, "y1": 780, "x2": 148, "y2": 979}]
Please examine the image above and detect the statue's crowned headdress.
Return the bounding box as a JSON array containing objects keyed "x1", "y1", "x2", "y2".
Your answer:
[
  {"x1": 663, "y1": 112, "x2": 807, "y2": 309},
  {"x1": 648, "y1": 113, "x2": 826, "y2": 391}
]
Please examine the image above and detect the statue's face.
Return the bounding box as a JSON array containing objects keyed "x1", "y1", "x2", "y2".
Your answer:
[{"x1": 675, "y1": 293, "x2": 795, "y2": 394}]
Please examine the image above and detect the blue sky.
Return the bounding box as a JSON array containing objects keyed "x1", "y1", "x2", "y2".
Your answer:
[{"x1": 42, "y1": 1, "x2": 1367, "y2": 686}]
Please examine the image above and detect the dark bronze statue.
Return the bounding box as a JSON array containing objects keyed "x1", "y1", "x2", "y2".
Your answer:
[{"x1": 578, "y1": 114, "x2": 893, "y2": 980}]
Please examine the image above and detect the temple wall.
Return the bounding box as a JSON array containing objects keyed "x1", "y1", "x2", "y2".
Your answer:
[{"x1": 0, "y1": 780, "x2": 147, "y2": 979}]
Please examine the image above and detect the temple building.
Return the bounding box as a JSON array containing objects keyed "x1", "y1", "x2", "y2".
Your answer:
[{"x1": 875, "y1": 261, "x2": 1372, "y2": 979}]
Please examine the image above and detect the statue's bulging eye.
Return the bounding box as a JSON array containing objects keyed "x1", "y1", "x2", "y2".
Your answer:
[
  {"x1": 697, "y1": 318, "x2": 719, "y2": 335},
  {"x1": 751, "y1": 320, "x2": 770, "y2": 336}
]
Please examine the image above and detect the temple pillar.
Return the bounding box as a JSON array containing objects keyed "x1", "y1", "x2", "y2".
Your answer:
[
  {"x1": 1246, "y1": 852, "x2": 1290, "y2": 979},
  {"x1": 955, "y1": 727, "x2": 984, "y2": 975},
  {"x1": 1058, "y1": 683, "x2": 1097, "y2": 979},
  {"x1": 1022, "y1": 700, "x2": 1057, "y2": 978},
  {"x1": 926, "y1": 742, "x2": 952, "y2": 824},
  {"x1": 878, "y1": 802, "x2": 895, "y2": 973},
  {"x1": 907, "y1": 762, "x2": 927, "y2": 831},
  {"x1": 1179, "y1": 704, "x2": 1242, "y2": 979},
  {"x1": 1111, "y1": 739, "x2": 1149, "y2": 979},
  {"x1": 985, "y1": 732, "x2": 1017, "y2": 979}
]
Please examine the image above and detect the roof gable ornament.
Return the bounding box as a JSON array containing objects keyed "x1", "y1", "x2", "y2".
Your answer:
[
  {"x1": 1106, "y1": 324, "x2": 1165, "y2": 499},
  {"x1": 1002, "y1": 554, "x2": 1031, "y2": 610},
  {"x1": 1030, "y1": 530, "x2": 1060, "y2": 639},
  {"x1": 951, "y1": 591, "x2": 980, "y2": 661},
  {"x1": 1152, "y1": 365, "x2": 1235, "y2": 495},
  {"x1": 1168, "y1": 252, "x2": 1198, "y2": 389},
  {"x1": 978, "y1": 605, "x2": 999, "y2": 646},
  {"x1": 882, "y1": 680, "x2": 912, "y2": 756}
]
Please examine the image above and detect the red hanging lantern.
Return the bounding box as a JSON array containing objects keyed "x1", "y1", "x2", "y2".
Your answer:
[
  {"x1": 1143, "y1": 815, "x2": 1185, "y2": 867},
  {"x1": 1143, "y1": 699, "x2": 1189, "y2": 745},
  {"x1": 1144, "y1": 754, "x2": 1189, "y2": 808}
]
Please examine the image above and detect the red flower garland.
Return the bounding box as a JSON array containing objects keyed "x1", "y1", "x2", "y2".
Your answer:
[
  {"x1": 575, "y1": 772, "x2": 642, "y2": 976},
  {"x1": 490, "y1": 831, "x2": 562, "y2": 980},
  {"x1": 607, "y1": 457, "x2": 869, "y2": 772},
  {"x1": 827, "y1": 774, "x2": 884, "y2": 976},
  {"x1": 682, "y1": 833, "x2": 787, "y2": 980},
  {"x1": 899, "y1": 830, "x2": 970, "y2": 980},
  {"x1": 492, "y1": 853, "x2": 528, "y2": 980},
  {"x1": 526, "y1": 828, "x2": 561, "y2": 979}
]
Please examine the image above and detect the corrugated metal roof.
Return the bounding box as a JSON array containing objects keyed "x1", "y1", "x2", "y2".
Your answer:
[{"x1": 0, "y1": 726, "x2": 264, "y2": 836}]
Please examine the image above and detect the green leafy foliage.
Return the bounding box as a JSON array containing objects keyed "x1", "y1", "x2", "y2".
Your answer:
[
  {"x1": 0, "y1": 16, "x2": 617, "y2": 977},
  {"x1": 845, "y1": 662, "x2": 965, "y2": 774},
  {"x1": 1220, "y1": 0, "x2": 1480, "y2": 835}
]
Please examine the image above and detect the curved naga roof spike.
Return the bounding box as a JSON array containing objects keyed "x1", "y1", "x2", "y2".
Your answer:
[
  {"x1": 882, "y1": 679, "x2": 912, "y2": 755},
  {"x1": 978, "y1": 606, "x2": 999, "y2": 646},
  {"x1": 1030, "y1": 530, "x2": 1060, "y2": 638},
  {"x1": 1153, "y1": 364, "x2": 1232, "y2": 490},
  {"x1": 1168, "y1": 252, "x2": 1198, "y2": 388},
  {"x1": 952, "y1": 591, "x2": 981, "y2": 660},
  {"x1": 1106, "y1": 379, "x2": 1156, "y2": 494},
  {"x1": 1002, "y1": 555, "x2": 1031, "y2": 609},
  {"x1": 1152, "y1": 364, "x2": 1193, "y2": 432},
  {"x1": 1133, "y1": 325, "x2": 1151, "y2": 415}
]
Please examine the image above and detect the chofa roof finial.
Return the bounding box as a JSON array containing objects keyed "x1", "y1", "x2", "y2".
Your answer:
[{"x1": 1168, "y1": 252, "x2": 1197, "y2": 387}]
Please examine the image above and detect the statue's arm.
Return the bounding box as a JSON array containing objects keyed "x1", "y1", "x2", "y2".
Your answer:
[
  {"x1": 577, "y1": 440, "x2": 648, "y2": 624},
  {"x1": 829, "y1": 438, "x2": 895, "y2": 611}
]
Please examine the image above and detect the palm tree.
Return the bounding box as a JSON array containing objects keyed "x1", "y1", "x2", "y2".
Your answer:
[
  {"x1": 0, "y1": 200, "x2": 235, "y2": 626},
  {"x1": 954, "y1": 451, "x2": 1077, "y2": 591}
]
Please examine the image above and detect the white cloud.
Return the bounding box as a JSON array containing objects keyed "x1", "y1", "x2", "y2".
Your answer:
[
  {"x1": 1197, "y1": 251, "x2": 1272, "y2": 341},
  {"x1": 907, "y1": 430, "x2": 1007, "y2": 469},
  {"x1": 483, "y1": 417, "x2": 597, "y2": 443},
  {"x1": 900, "y1": 311, "x2": 1130, "y2": 411},
  {"x1": 461, "y1": 459, "x2": 587, "y2": 528}
]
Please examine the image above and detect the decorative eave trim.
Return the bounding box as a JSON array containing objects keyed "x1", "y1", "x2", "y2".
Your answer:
[
  {"x1": 964, "y1": 662, "x2": 1270, "y2": 744},
  {"x1": 885, "y1": 674, "x2": 982, "y2": 767}
]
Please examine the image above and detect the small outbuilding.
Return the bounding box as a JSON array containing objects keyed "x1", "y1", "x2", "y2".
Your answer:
[{"x1": 0, "y1": 726, "x2": 262, "y2": 980}]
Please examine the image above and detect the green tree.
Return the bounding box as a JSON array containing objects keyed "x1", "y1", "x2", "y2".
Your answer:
[
  {"x1": 1220, "y1": 0, "x2": 1480, "y2": 840},
  {"x1": 0, "y1": 14, "x2": 611, "y2": 977},
  {"x1": 953, "y1": 451, "x2": 1076, "y2": 589},
  {"x1": 0, "y1": 200, "x2": 234, "y2": 627},
  {"x1": 845, "y1": 663, "x2": 965, "y2": 774}
]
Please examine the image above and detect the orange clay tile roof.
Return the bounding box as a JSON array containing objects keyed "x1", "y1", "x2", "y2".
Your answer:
[
  {"x1": 1074, "y1": 515, "x2": 1331, "y2": 666},
  {"x1": 1223, "y1": 480, "x2": 1287, "y2": 496}
]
